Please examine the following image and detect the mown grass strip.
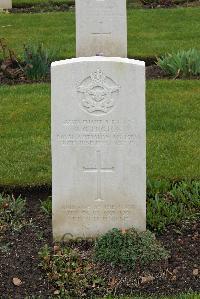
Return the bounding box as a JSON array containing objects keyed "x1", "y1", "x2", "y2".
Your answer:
[
  {"x1": 0, "y1": 80, "x2": 199, "y2": 186},
  {"x1": 0, "y1": 8, "x2": 200, "y2": 58}
]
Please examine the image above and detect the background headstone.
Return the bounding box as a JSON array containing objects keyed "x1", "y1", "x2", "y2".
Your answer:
[
  {"x1": 51, "y1": 57, "x2": 146, "y2": 240},
  {"x1": 0, "y1": 0, "x2": 12, "y2": 9},
  {"x1": 76, "y1": 0, "x2": 127, "y2": 58}
]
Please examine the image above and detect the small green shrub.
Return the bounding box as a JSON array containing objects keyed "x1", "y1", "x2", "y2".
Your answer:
[
  {"x1": 0, "y1": 242, "x2": 11, "y2": 253},
  {"x1": 0, "y1": 193, "x2": 26, "y2": 231},
  {"x1": 39, "y1": 244, "x2": 105, "y2": 297},
  {"x1": 157, "y1": 49, "x2": 200, "y2": 78},
  {"x1": 23, "y1": 43, "x2": 55, "y2": 80},
  {"x1": 95, "y1": 228, "x2": 169, "y2": 269},
  {"x1": 40, "y1": 197, "x2": 52, "y2": 216}
]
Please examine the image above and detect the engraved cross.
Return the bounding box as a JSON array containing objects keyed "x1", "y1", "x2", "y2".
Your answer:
[{"x1": 83, "y1": 150, "x2": 114, "y2": 202}]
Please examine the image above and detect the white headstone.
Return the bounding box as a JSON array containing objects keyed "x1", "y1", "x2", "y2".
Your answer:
[
  {"x1": 0, "y1": 0, "x2": 12, "y2": 9},
  {"x1": 51, "y1": 57, "x2": 146, "y2": 240},
  {"x1": 76, "y1": 0, "x2": 127, "y2": 58}
]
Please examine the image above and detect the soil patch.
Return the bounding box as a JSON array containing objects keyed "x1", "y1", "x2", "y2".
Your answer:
[
  {"x1": 0, "y1": 64, "x2": 169, "y2": 85},
  {"x1": 146, "y1": 65, "x2": 168, "y2": 79},
  {"x1": 2, "y1": 57, "x2": 199, "y2": 84},
  {"x1": 0, "y1": 184, "x2": 51, "y2": 199},
  {"x1": 9, "y1": 4, "x2": 74, "y2": 14},
  {"x1": 2, "y1": 55, "x2": 200, "y2": 85},
  {"x1": 0, "y1": 197, "x2": 53, "y2": 298},
  {"x1": 0, "y1": 196, "x2": 199, "y2": 298}
]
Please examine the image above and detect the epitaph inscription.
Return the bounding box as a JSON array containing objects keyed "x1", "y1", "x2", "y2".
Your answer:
[{"x1": 65, "y1": 204, "x2": 135, "y2": 223}]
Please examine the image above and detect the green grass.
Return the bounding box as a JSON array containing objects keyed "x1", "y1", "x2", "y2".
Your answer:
[
  {"x1": 147, "y1": 80, "x2": 200, "y2": 179},
  {"x1": 0, "y1": 84, "x2": 51, "y2": 187},
  {"x1": 0, "y1": 80, "x2": 199, "y2": 187},
  {"x1": 0, "y1": 8, "x2": 200, "y2": 59}
]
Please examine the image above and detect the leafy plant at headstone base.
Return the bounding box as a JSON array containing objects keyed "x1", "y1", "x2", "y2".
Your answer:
[
  {"x1": 38, "y1": 179, "x2": 199, "y2": 233},
  {"x1": 147, "y1": 180, "x2": 200, "y2": 232},
  {"x1": 0, "y1": 193, "x2": 26, "y2": 231},
  {"x1": 0, "y1": 38, "x2": 24, "y2": 80},
  {"x1": 23, "y1": 43, "x2": 55, "y2": 80},
  {"x1": 38, "y1": 244, "x2": 105, "y2": 297},
  {"x1": 157, "y1": 48, "x2": 200, "y2": 78},
  {"x1": 95, "y1": 228, "x2": 169, "y2": 269},
  {"x1": 170, "y1": 181, "x2": 200, "y2": 209},
  {"x1": 40, "y1": 196, "x2": 52, "y2": 216},
  {"x1": 147, "y1": 178, "x2": 171, "y2": 199}
]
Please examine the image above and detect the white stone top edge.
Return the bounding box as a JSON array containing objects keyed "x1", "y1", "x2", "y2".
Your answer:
[{"x1": 51, "y1": 57, "x2": 145, "y2": 67}]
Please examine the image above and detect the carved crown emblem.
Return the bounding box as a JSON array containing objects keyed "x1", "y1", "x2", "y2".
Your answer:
[
  {"x1": 77, "y1": 69, "x2": 120, "y2": 115},
  {"x1": 90, "y1": 69, "x2": 105, "y2": 85}
]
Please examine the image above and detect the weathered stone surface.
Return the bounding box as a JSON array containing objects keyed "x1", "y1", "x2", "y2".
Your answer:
[
  {"x1": 0, "y1": 0, "x2": 12, "y2": 9},
  {"x1": 76, "y1": 0, "x2": 127, "y2": 58},
  {"x1": 51, "y1": 57, "x2": 146, "y2": 240}
]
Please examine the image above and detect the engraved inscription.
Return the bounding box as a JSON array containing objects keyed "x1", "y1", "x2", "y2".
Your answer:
[
  {"x1": 57, "y1": 119, "x2": 136, "y2": 146},
  {"x1": 83, "y1": 151, "x2": 114, "y2": 202},
  {"x1": 58, "y1": 133, "x2": 135, "y2": 146},
  {"x1": 91, "y1": 32, "x2": 111, "y2": 35},
  {"x1": 87, "y1": 3, "x2": 124, "y2": 18},
  {"x1": 77, "y1": 69, "x2": 120, "y2": 115},
  {"x1": 65, "y1": 204, "x2": 135, "y2": 222}
]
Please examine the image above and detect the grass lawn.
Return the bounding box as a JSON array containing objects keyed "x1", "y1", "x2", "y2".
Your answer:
[
  {"x1": 0, "y1": 8, "x2": 200, "y2": 59},
  {"x1": 0, "y1": 84, "x2": 51, "y2": 187},
  {"x1": 0, "y1": 80, "x2": 199, "y2": 187}
]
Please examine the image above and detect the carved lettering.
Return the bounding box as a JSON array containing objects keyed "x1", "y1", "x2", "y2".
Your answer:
[
  {"x1": 58, "y1": 119, "x2": 136, "y2": 146},
  {"x1": 65, "y1": 204, "x2": 135, "y2": 222}
]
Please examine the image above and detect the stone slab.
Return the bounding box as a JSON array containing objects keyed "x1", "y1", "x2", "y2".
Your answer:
[
  {"x1": 0, "y1": 0, "x2": 12, "y2": 9},
  {"x1": 76, "y1": 0, "x2": 127, "y2": 58},
  {"x1": 51, "y1": 57, "x2": 146, "y2": 240}
]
